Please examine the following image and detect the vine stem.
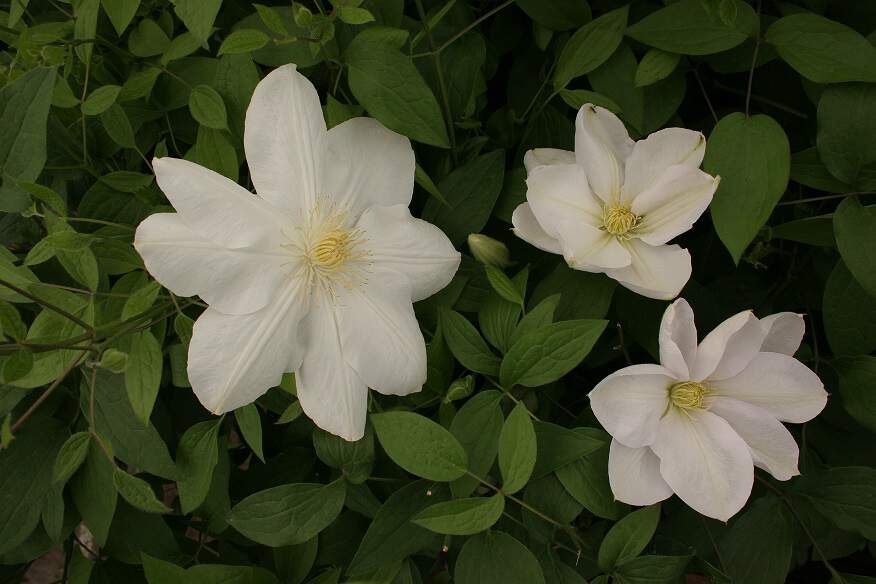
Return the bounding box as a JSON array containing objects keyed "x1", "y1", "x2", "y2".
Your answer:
[
  {"x1": 9, "y1": 350, "x2": 89, "y2": 435},
  {"x1": 0, "y1": 278, "x2": 94, "y2": 332},
  {"x1": 744, "y1": 0, "x2": 762, "y2": 117},
  {"x1": 777, "y1": 191, "x2": 876, "y2": 207},
  {"x1": 411, "y1": 0, "x2": 514, "y2": 58}
]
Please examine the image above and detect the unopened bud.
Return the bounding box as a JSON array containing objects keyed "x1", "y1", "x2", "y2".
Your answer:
[
  {"x1": 445, "y1": 375, "x2": 475, "y2": 402},
  {"x1": 467, "y1": 233, "x2": 511, "y2": 268},
  {"x1": 98, "y1": 348, "x2": 128, "y2": 373}
]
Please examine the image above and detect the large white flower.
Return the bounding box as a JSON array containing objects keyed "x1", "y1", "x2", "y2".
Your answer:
[
  {"x1": 588, "y1": 299, "x2": 827, "y2": 521},
  {"x1": 134, "y1": 64, "x2": 460, "y2": 441},
  {"x1": 512, "y1": 104, "x2": 720, "y2": 300}
]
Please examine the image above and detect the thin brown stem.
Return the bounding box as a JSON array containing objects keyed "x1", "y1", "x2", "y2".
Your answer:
[
  {"x1": 0, "y1": 279, "x2": 93, "y2": 332},
  {"x1": 777, "y1": 191, "x2": 875, "y2": 206},
  {"x1": 10, "y1": 351, "x2": 88, "y2": 434}
]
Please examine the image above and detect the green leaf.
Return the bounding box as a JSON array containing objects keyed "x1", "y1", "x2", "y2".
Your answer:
[
  {"x1": 789, "y1": 148, "x2": 850, "y2": 194},
  {"x1": 835, "y1": 198, "x2": 876, "y2": 299},
  {"x1": 449, "y1": 390, "x2": 503, "y2": 497},
  {"x1": 626, "y1": 0, "x2": 758, "y2": 55},
  {"x1": 413, "y1": 493, "x2": 504, "y2": 535},
  {"x1": 510, "y1": 294, "x2": 560, "y2": 348},
  {"x1": 70, "y1": 439, "x2": 118, "y2": 546},
  {"x1": 192, "y1": 125, "x2": 239, "y2": 181},
  {"x1": 816, "y1": 85, "x2": 876, "y2": 190},
  {"x1": 112, "y1": 468, "x2": 171, "y2": 514},
  {"x1": 344, "y1": 31, "x2": 448, "y2": 147},
  {"x1": 422, "y1": 150, "x2": 505, "y2": 245},
  {"x1": 765, "y1": 13, "x2": 876, "y2": 84},
  {"x1": 173, "y1": 0, "x2": 222, "y2": 42},
  {"x1": 371, "y1": 411, "x2": 468, "y2": 481},
  {"x1": 0, "y1": 418, "x2": 67, "y2": 555},
  {"x1": 81, "y1": 84, "x2": 121, "y2": 116},
  {"x1": 598, "y1": 504, "x2": 661, "y2": 571},
  {"x1": 274, "y1": 538, "x2": 318, "y2": 584},
  {"x1": 513, "y1": 0, "x2": 590, "y2": 31},
  {"x1": 498, "y1": 403, "x2": 536, "y2": 495},
  {"x1": 161, "y1": 32, "x2": 204, "y2": 64},
  {"x1": 2, "y1": 349, "x2": 33, "y2": 383},
  {"x1": 823, "y1": 260, "x2": 876, "y2": 356},
  {"x1": 122, "y1": 280, "x2": 161, "y2": 320},
  {"x1": 101, "y1": 103, "x2": 136, "y2": 148},
  {"x1": 219, "y1": 29, "x2": 270, "y2": 54},
  {"x1": 794, "y1": 466, "x2": 876, "y2": 540},
  {"x1": 500, "y1": 319, "x2": 607, "y2": 388},
  {"x1": 834, "y1": 356, "x2": 876, "y2": 434},
  {"x1": 532, "y1": 423, "x2": 605, "y2": 478},
  {"x1": 125, "y1": 331, "x2": 163, "y2": 425},
  {"x1": 634, "y1": 49, "x2": 681, "y2": 87},
  {"x1": 101, "y1": 0, "x2": 140, "y2": 36},
  {"x1": 0, "y1": 66, "x2": 56, "y2": 212},
  {"x1": 128, "y1": 19, "x2": 171, "y2": 57},
  {"x1": 613, "y1": 555, "x2": 691, "y2": 584},
  {"x1": 349, "y1": 481, "x2": 448, "y2": 575},
  {"x1": 235, "y1": 403, "x2": 265, "y2": 462},
  {"x1": 52, "y1": 431, "x2": 91, "y2": 485},
  {"x1": 455, "y1": 531, "x2": 546, "y2": 584},
  {"x1": 719, "y1": 496, "x2": 794, "y2": 584},
  {"x1": 189, "y1": 84, "x2": 228, "y2": 129},
  {"x1": 703, "y1": 112, "x2": 790, "y2": 264},
  {"x1": 439, "y1": 308, "x2": 500, "y2": 375},
  {"x1": 254, "y1": 4, "x2": 288, "y2": 35},
  {"x1": 484, "y1": 265, "x2": 524, "y2": 307},
  {"x1": 177, "y1": 419, "x2": 221, "y2": 514},
  {"x1": 227, "y1": 479, "x2": 346, "y2": 547},
  {"x1": 553, "y1": 6, "x2": 629, "y2": 89},
  {"x1": 82, "y1": 371, "x2": 178, "y2": 480},
  {"x1": 558, "y1": 89, "x2": 623, "y2": 114},
  {"x1": 73, "y1": 0, "x2": 99, "y2": 63},
  {"x1": 556, "y1": 443, "x2": 628, "y2": 520},
  {"x1": 338, "y1": 6, "x2": 375, "y2": 25},
  {"x1": 312, "y1": 425, "x2": 374, "y2": 484},
  {"x1": 142, "y1": 553, "x2": 188, "y2": 582}
]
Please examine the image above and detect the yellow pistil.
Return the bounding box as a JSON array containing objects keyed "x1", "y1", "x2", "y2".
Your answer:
[
  {"x1": 311, "y1": 229, "x2": 353, "y2": 270},
  {"x1": 603, "y1": 205, "x2": 640, "y2": 237},
  {"x1": 669, "y1": 381, "x2": 708, "y2": 410}
]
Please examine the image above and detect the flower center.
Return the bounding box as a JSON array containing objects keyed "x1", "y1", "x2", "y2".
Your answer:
[
  {"x1": 603, "y1": 205, "x2": 640, "y2": 237},
  {"x1": 311, "y1": 229, "x2": 354, "y2": 270},
  {"x1": 669, "y1": 381, "x2": 708, "y2": 410}
]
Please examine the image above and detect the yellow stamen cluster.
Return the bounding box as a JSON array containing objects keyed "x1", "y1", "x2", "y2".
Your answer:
[
  {"x1": 669, "y1": 381, "x2": 708, "y2": 410},
  {"x1": 311, "y1": 229, "x2": 354, "y2": 269},
  {"x1": 603, "y1": 205, "x2": 640, "y2": 237}
]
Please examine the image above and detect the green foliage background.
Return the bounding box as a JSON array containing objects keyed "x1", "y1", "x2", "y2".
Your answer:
[{"x1": 1, "y1": 0, "x2": 876, "y2": 582}]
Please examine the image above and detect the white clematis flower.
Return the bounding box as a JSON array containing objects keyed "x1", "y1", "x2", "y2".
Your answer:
[
  {"x1": 512, "y1": 104, "x2": 720, "y2": 300},
  {"x1": 134, "y1": 64, "x2": 460, "y2": 441},
  {"x1": 588, "y1": 299, "x2": 827, "y2": 521}
]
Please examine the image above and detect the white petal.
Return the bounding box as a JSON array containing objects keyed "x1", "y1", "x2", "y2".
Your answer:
[
  {"x1": 709, "y1": 397, "x2": 800, "y2": 481},
  {"x1": 244, "y1": 64, "x2": 326, "y2": 215},
  {"x1": 511, "y1": 203, "x2": 563, "y2": 255},
  {"x1": 525, "y1": 163, "x2": 604, "y2": 236},
  {"x1": 631, "y1": 165, "x2": 719, "y2": 246},
  {"x1": 759, "y1": 313, "x2": 805, "y2": 356},
  {"x1": 356, "y1": 205, "x2": 460, "y2": 302},
  {"x1": 588, "y1": 364, "x2": 675, "y2": 448},
  {"x1": 336, "y1": 269, "x2": 427, "y2": 396},
  {"x1": 659, "y1": 298, "x2": 698, "y2": 379},
  {"x1": 523, "y1": 148, "x2": 575, "y2": 173},
  {"x1": 574, "y1": 104, "x2": 634, "y2": 204},
  {"x1": 187, "y1": 279, "x2": 310, "y2": 415},
  {"x1": 323, "y1": 117, "x2": 415, "y2": 217},
  {"x1": 561, "y1": 224, "x2": 631, "y2": 271},
  {"x1": 651, "y1": 408, "x2": 754, "y2": 522},
  {"x1": 152, "y1": 157, "x2": 284, "y2": 249},
  {"x1": 622, "y1": 128, "x2": 706, "y2": 201},
  {"x1": 296, "y1": 293, "x2": 369, "y2": 441},
  {"x1": 605, "y1": 240, "x2": 691, "y2": 300},
  {"x1": 134, "y1": 213, "x2": 287, "y2": 315},
  {"x1": 709, "y1": 352, "x2": 828, "y2": 423},
  {"x1": 608, "y1": 440, "x2": 673, "y2": 506},
  {"x1": 691, "y1": 310, "x2": 764, "y2": 381}
]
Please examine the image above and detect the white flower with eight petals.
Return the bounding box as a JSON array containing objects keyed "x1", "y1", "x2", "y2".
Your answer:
[
  {"x1": 134, "y1": 64, "x2": 461, "y2": 441},
  {"x1": 588, "y1": 299, "x2": 827, "y2": 521},
  {"x1": 512, "y1": 104, "x2": 720, "y2": 300}
]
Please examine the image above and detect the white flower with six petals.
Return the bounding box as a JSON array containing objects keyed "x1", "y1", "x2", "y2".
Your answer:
[
  {"x1": 512, "y1": 104, "x2": 720, "y2": 300},
  {"x1": 134, "y1": 64, "x2": 460, "y2": 441},
  {"x1": 588, "y1": 299, "x2": 827, "y2": 521}
]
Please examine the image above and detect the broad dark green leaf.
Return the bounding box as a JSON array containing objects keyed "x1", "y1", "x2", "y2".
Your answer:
[
  {"x1": 613, "y1": 555, "x2": 690, "y2": 584},
  {"x1": 634, "y1": 49, "x2": 681, "y2": 87},
  {"x1": 112, "y1": 468, "x2": 171, "y2": 514},
  {"x1": 312, "y1": 425, "x2": 374, "y2": 484},
  {"x1": 719, "y1": 496, "x2": 794, "y2": 584},
  {"x1": 101, "y1": 0, "x2": 140, "y2": 35},
  {"x1": 81, "y1": 85, "x2": 121, "y2": 115},
  {"x1": 514, "y1": 0, "x2": 590, "y2": 31},
  {"x1": 439, "y1": 308, "x2": 500, "y2": 376},
  {"x1": 554, "y1": 6, "x2": 629, "y2": 89},
  {"x1": 177, "y1": 419, "x2": 221, "y2": 513},
  {"x1": 834, "y1": 198, "x2": 876, "y2": 299},
  {"x1": 789, "y1": 148, "x2": 851, "y2": 194},
  {"x1": 371, "y1": 411, "x2": 467, "y2": 481},
  {"x1": 532, "y1": 423, "x2": 606, "y2": 478},
  {"x1": 125, "y1": 331, "x2": 163, "y2": 425},
  {"x1": 235, "y1": 403, "x2": 265, "y2": 462},
  {"x1": 497, "y1": 403, "x2": 536, "y2": 495},
  {"x1": 345, "y1": 31, "x2": 448, "y2": 148},
  {"x1": 70, "y1": 440, "x2": 118, "y2": 546},
  {"x1": 834, "y1": 357, "x2": 876, "y2": 434},
  {"x1": 189, "y1": 84, "x2": 229, "y2": 129},
  {"x1": 794, "y1": 466, "x2": 876, "y2": 539},
  {"x1": 219, "y1": 29, "x2": 270, "y2": 55},
  {"x1": 173, "y1": 0, "x2": 222, "y2": 42},
  {"x1": 484, "y1": 265, "x2": 524, "y2": 307},
  {"x1": 227, "y1": 479, "x2": 346, "y2": 547},
  {"x1": 101, "y1": 104, "x2": 137, "y2": 149},
  {"x1": 449, "y1": 390, "x2": 503, "y2": 497},
  {"x1": 823, "y1": 260, "x2": 876, "y2": 356},
  {"x1": 52, "y1": 431, "x2": 91, "y2": 485},
  {"x1": 413, "y1": 493, "x2": 504, "y2": 535},
  {"x1": 128, "y1": 18, "x2": 171, "y2": 57},
  {"x1": 817, "y1": 85, "x2": 876, "y2": 190},
  {"x1": 556, "y1": 443, "x2": 628, "y2": 520},
  {"x1": 274, "y1": 538, "x2": 318, "y2": 584},
  {"x1": 627, "y1": 0, "x2": 757, "y2": 55},
  {"x1": 765, "y1": 13, "x2": 876, "y2": 83},
  {"x1": 704, "y1": 112, "x2": 790, "y2": 263},
  {"x1": 500, "y1": 319, "x2": 607, "y2": 388},
  {"x1": 598, "y1": 504, "x2": 661, "y2": 572},
  {"x1": 455, "y1": 531, "x2": 546, "y2": 584}
]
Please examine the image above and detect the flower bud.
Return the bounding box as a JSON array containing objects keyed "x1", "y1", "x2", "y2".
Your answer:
[
  {"x1": 445, "y1": 375, "x2": 475, "y2": 402},
  {"x1": 467, "y1": 233, "x2": 511, "y2": 268}
]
